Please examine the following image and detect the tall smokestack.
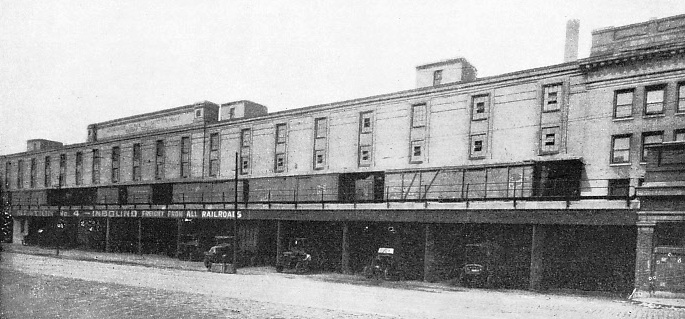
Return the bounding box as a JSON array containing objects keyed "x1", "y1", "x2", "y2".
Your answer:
[{"x1": 564, "y1": 19, "x2": 580, "y2": 62}]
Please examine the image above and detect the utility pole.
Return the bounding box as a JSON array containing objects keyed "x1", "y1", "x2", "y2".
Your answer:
[
  {"x1": 233, "y1": 152, "x2": 239, "y2": 273},
  {"x1": 55, "y1": 174, "x2": 62, "y2": 256}
]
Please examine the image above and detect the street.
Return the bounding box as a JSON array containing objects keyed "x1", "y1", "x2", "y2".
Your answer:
[{"x1": 1, "y1": 252, "x2": 683, "y2": 319}]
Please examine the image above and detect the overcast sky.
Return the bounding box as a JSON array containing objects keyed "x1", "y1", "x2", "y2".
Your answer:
[{"x1": 1, "y1": 0, "x2": 683, "y2": 155}]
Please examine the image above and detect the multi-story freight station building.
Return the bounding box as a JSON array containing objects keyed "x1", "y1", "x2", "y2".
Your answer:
[{"x1": 2, "y1": 14, "x2": 685, "y2": 296}]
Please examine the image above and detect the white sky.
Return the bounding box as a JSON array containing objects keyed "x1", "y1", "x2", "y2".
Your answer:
[{"x1": 1, "y1": 0, "x2": 683, "y2": 155}]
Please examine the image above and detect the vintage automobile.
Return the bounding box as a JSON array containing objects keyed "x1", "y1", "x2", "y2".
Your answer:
[
  {"x1": 177, "y1": 234, "x2": 208, "y2": 261},
  {"x1": 275, "y1": 237, "x2": 312, "y2": 273},
  {"x1": 22, "y1": 220, "x2": 66, "y2": 247},
  {"x1": 363, "y1": 247, "x2": 398, "y2": 280},
  {"x1": 458, "y1": 242, "x2": 503, "y2": 288},
  {"x1": 203, "y1": 236, "x2": 237, "y2": 270}
]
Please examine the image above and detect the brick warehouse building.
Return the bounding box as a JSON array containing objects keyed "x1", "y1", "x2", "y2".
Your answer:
[{"x1": 2, "y1": 15, "x2": 685, "y2": 296}]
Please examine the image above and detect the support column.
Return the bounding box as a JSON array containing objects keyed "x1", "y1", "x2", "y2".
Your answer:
[
  {"x1": 424, "y1": 224, "x2": 437, "y2": 282},
  {"x1": 529, "y1": 224, "x2": 547, "y2": 290},
  {"x1": 341, "y1": 222, "x2": 351, "y2": 274},
  {"x1": 137, "y1": 218, "x2": 143, "y2": 255},
  {"x1": 175, "y1": 219, "x2": 182, "y2": 258},
  {"x1": 276, "y1": 220, "x2": 283, "y2": 265},
  {"x1": 105, "y1": 216, "x2": 111, "y2": 253},
  {"x1": 634, "y1": 223, "x2": 655, "y2": 296}
]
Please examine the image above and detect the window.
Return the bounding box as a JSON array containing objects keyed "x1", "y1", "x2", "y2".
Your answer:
[
  {"x1": 59, "y1": 154, "x2": 67, "y2": 186},
  {"x1": 410, "y1": 140, "x2": 424, "y2": 163},
  {"x1": 229, "y1": 107, "x2": 235, "y2": 119},
  {"x1": 275, "y1": 153, "x2": 285, "y2": 172},
  {"x1": 540, "y1": 127, "x2": 560, "y2": 154},
  {"x1": 675, "y1": 129, "x2": 685, "y2": 142},
  {"x1": 471, "y1": 95, "x2": 488, "y2": 120},
  {"x1": 314, "y1": 150, "x2": 325, "y2": 169},
  {"x1": 641, "y1": 132, "x2": 663, "y2": 162},
  {"x1": 155, "y1": 141, "x2": 164, "y2": 180},
  {"x1": 470, "y1": 134, "x2": 486, "y2": 158},
  {"x1": 195, "y1": 109, "x2": 203, "y2": 118},
  {"x1": 92, "y1": 149, "x2": 100, "y2": 184},
  {"x1": 411, "y1": 104, "x2": 426, "y2": 127},
  {"x1": 241, "y1": 129, "x2": 251, "y2": 147},
  {"x1": 433, "y1": 70, "x2": 443, "y2": 86},
  {"x1": 132, "y1": 143, "x2": 141, "y2": 181},
  {"x1": 359, "y1": 145, "x2": 372, "y2": 166},
  {"x1": 111, "y1": 147, "x2": 120, "y2": 183},
  {"x1": 611, "y1": 135, "x2": 631, "y2": 164},
  {"x1": 16, "y1": 160, "x2": 23, "y2": 189},
  {"x1": 30, "y1": 158, "x2": 36, "y2": 188},
  {"x1": 678, "y1": 83, "x2": 685, "y2": 113},
  {"x1": 180, "y1": 137, "x2": 190, "y2": 178},
  {"x1": 44, "y1": 156, "x2": 51, "y2": 187},
  {"x1": 543, "y1": 84, "x2": 562, "y2": 112},
  {"x1": 240, "y1": 155, "x2": 250, "y2": 174},
  {"x1": 75, "y1": 152, "x2": 83, "y2": 185},
  {"x1": 614, "y1": 89, "x2": 634, "y2": 118},
  {"x1": 608, "y1": 179, "x2": 630, "y2": 197},
  {"x1": 360, "y1": 112, "x2": 373, "y2": 134},
  {"x1": 4, "y1": 162, "x2": 10, "y2": 189},
  {"x1": 644, "y1": 85, "x2": 665, "y2": 115},
  {"x1": 315, "y1": 118, "x2": 327, "y2": 138},
  {"x1": 276, "y1": 124, "x2": 287, "y2": 144},
  {"x1": 209, "y1": 133, "x2": 220, "y2": 177}
]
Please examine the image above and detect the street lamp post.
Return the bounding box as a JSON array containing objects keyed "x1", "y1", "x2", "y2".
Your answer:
[{"x1": 233, "y1": 152, "x2": 239, "y2": 273}]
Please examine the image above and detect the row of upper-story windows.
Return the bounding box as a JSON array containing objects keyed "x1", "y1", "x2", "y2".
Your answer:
[
  {"x1": 613, "y1": 82, "x2": 685, "y2": 119},
  {"x1": 611, "y1": 129, "x2": 685, "y2": 164}
]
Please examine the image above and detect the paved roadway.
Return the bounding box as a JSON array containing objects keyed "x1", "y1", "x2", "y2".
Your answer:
[{"x1": 1, "y1": 252, "x2": 683, "y2": 318}]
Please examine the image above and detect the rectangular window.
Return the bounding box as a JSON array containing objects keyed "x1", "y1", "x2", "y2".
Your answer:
[
  {"x1": 678, "y1": 83, "x2": 685, "y2": 113},
  {"x1": 274, "y1": 153, "x2": 285, "y2": 172},
  {"x1": 314, "y1": 150, "x2": 325, "y2": 169},
  {"x1": 240, "y1": 155, "x2": 250, "y2": 174},
  {"x1": 241, "y1": 129, "x2": 251, "y2": 147},
  {"x1": 111, "y1": 147, "x2": 120, "y2": 183},
  {"x1": 411, "y1": 104, "x2": 426, "y2": 127},
  {"x1": 540, "y1": 127, "x2": 560, "y2": 154},
  {"x1": 44, "y1": 156, "x2": 51, "y2": 187},
  {"x1": 209, "y1": 133, "x2": 220, "y2": 177},
  {"x1": 75, "y1": 152, "x2": 83, "y2": 185},
  {"x1": 645, "y1": 85, "x2": 665, "y2": 115},
  {"x1": 433, "y1": 70, "x2": 442, "y2": 86},
  {"x1": 543, "y1": 84, "x2": 562, "y2": 112},
  {"x1": 641, "y1": 131, "x2": 663, "y2": 162},
  {"x1": 17, "y1": 159, "x2": 23, "y2": 189},
  {"x1": 180, "y1": 137, "x2": 190, "y2": 178},
  {"x1": 92, "y1": 149, "x2": 100, "y2": 184},
  {"x1": 410, "y1": 140, "x2": 424, "y2": 163},
  {"x1": 614, "y1": 89, "x2": 634, "y2": 118},
  {"x1": 360, "y1": 112, "x2": 373, "y2": 134},
  {"x1": 30, "y1": 158, "x2": 36, "y2": 188},
  {"x1": 132, "y1": 143, "x2": 141, "y2": 181},
  {"x1": 155, "y1": 141, "x2": 164, "y2": 180},
  {"x1": 59, "y1": 154, "x2": 66, "y2": 186},
  {"x1": 4, "y1": 162, "x2": 10, "y2": 189},
  {"x1": 611, "y1": 135, "x2": 631, "y2": 164},
  {"x1": 471, "y1": 95, "x2": 488, "y2": 120},
  {"x1": 228, "y1": 107, "x2": 235, "y2": 119},
  {"x1": 608, "y1": 179, "x2": 630, "y2": 197},
  {"x1": 276, "y1": 124, "x2": 287, "y2": 144},
  {"x1": 315, "y1": 118, "x2": 328, "y2": 138},
  {"x1": 359, "y1": 145, "x2": 372, "y2": 166},
  {"x1": 675, "y1": 129, "x2": 685, "y2": 142},
  {"x1": 470, "y1": 134, "x2": 487, "y2": 158}
]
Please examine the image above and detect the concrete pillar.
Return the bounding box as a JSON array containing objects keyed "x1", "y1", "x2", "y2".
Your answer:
[
  {"x1": 175, "y1": 219, "x2": 182, "y2": 258},
  {"x1": 529, "y1": 224, "x2": 547, "y2": 290},
  {"x1": 424, "y1": 224, "x2": 437, "y2": 282},
  {"x1": 341, "y1": 222, "x2": 351, "y2": 274},
  {"x1": 12, "y1": 218, "x2": 23, "y2": 244},
  {"x1": 634, "y1": 223, "x2": 655, "y2": 296},
  {"x1": 105, "y1": 217, "x2": 111, "y2": 253},
  {"x1": 137, "y1": 218, "x2": 143, "y2": 255},
  {"x1": 276, "y1": 220, "x2": 283, "y2": 265}
]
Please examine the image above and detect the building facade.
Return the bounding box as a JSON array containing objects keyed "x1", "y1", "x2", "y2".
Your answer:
[{"x1": 2, "y1": 15, "x2": 685, "y2": 295}]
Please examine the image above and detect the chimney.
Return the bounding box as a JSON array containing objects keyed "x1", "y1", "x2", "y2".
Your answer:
[{"x1": 564, "y1": 19, "x2": 580, "y2": 62}]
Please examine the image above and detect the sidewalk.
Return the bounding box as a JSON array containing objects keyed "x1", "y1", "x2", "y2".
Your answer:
[{"x1": 3, "y1": 243, "x2": 684, "y2": 309}]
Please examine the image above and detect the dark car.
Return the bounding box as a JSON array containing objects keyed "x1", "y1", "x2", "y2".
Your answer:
[
  {"x1": 458, "y1": 242, "x2": 503, "y2": 288},
  {"x1": 22, "y1": 221, "x2": 66, "y2": 247},
  {"x1": 203, "y1": 236, "x2": 237, "y2": 270},
  {"x1": 276, "y1": 238, "x2": 312, "y2": 273},
  {"x1": 363, "y1": 247, "x2": 398, "y2": 280}
]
